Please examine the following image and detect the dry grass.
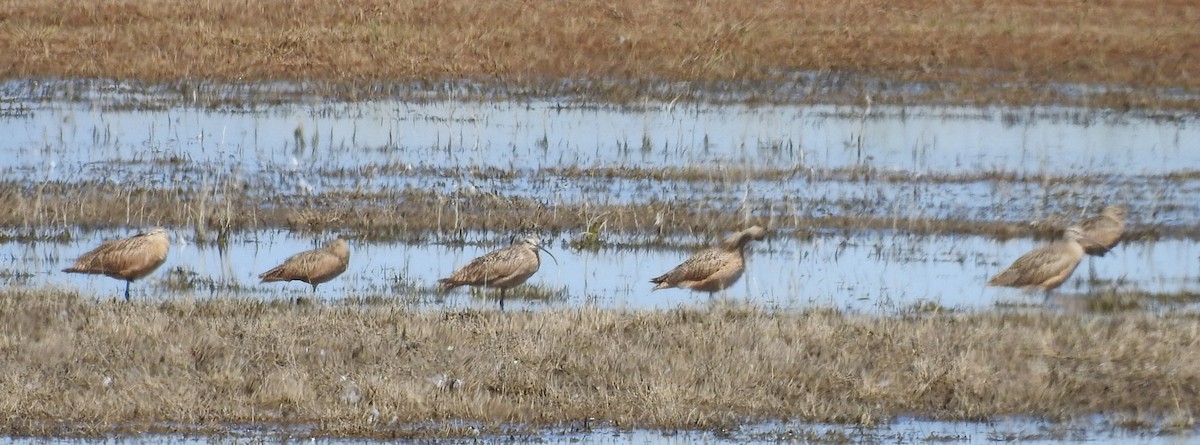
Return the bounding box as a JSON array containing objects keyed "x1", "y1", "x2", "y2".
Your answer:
[
  {"x1": 2, "y1": 288, "x2": 1199, "y2": 438},
  {"x1": 0, "y1": 0, "x2": 1197, "y2": 107}
]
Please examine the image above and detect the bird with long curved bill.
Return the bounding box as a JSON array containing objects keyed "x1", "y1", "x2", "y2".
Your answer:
[{"x1": 439, "y1": 236, "x2": 558, "y2": 310}]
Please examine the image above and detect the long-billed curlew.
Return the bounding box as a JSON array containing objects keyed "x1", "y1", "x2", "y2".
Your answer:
[
  {"x1": 987, "y1": 226, "x2": 1104, "y2": 299},
  {"x1": 63, "y1": 227, "x2": 171, "y2": 300},
  {"x1": 1078, "y1": 205, "x2": 1126, "y2": 256},
  {"x1": 439, "y1": 236, "x2": 557, "y2": 310},
  {"x1": 259, "y1": 238, "x2": 350, "y2": 292},
  {"x1": 651, "y1": 226, "x2": 768, "y2": 294}
]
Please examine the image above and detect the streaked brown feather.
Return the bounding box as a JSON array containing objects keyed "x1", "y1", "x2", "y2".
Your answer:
[
  {"x1": 651, "y1": 226, "x2": 767, "y2": 293},
  {"x1": 1078, "y1": 205, "x2": 1126, "y2": 256},
  {"x1": 259, "y1": 239, "x2": 350, "y2": 290},
  {"x1": 63, "y1": 227, "x2": 170, "y2": 281},
  {"x1": 439, "y1": 240, "x2": 541, "y2": 290},
  {"x1": 988, "y1": 226, "x2": 1087, "y2": 292}
]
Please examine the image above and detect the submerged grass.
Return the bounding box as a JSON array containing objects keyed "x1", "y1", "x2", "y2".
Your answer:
[
  {"x1": 2, "y1": 288, "x2": 1200, "y2": 438},
  {"x1": 2, "y1": 167, "x2": 1197, "y2": 242}
]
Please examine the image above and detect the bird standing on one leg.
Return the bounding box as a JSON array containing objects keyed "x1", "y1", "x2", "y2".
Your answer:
[
  {"x1": 63, "y1": 227, "x2": 171, "y2": 300},
  {"x1": 651, "y1": 226, "x2": 768, "y2": 295},
  {"x1": 259, "y1": 238, "x2": 351, "y2": 292},
  {"x1": 439, "y1": 236, "x2": 557, "y2": 310},
  {"x1": 987, "y1": 226, "x2": 1104, "y2": 299}
]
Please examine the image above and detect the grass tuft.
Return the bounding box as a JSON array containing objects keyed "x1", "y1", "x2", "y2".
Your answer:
[{"x1": 3, "y1": 288, "x2": 1200, "y2": 438}]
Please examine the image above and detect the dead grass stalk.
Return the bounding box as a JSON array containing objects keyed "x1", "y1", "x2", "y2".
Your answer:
[
  {"x1": 0, "y1": 1, "x2": 1197, "y2": 107},
  {"x1": 2, "y1": 289, "x2": 1199, "y2": 438}
]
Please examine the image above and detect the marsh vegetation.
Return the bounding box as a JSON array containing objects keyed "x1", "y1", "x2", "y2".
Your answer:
[
  {"x1": 3, "y1": 289, "x2": 1200, "y2": 439},
  {"x1": 1, "y1": 0, "x2": 1198, "y2": 441}
]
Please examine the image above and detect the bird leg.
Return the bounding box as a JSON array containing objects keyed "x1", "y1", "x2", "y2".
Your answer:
[
  {"x1": 124, "y1": 281, "x2": 132, "y2": 301},
  {"x1": 499, "y1": 289, "x2": 506, "y2": 311}
]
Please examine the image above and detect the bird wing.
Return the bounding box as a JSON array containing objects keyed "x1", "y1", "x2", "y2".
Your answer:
[
  {"x1": 1079, "y1": 216, "x2": 1123, "y2": 252},
  {"x1": 64, "y1": 232, "x2": 169, "y2": 280},
  {"x1": 441, "y1": 245, "x2": 534, "y2": 287},
  {"x1": 989, "y1": 244, "x2": 1076, "y2": 287},
  {"x1": 259, "y1": 249, "x2": 340, "y2": 282},
  {"x1": 653, "y1": 249, "x2": 725, "y2": 285}
]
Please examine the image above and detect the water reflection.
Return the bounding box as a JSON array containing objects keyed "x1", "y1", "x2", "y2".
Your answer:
[{"x1": 2, "y1": 229, "x2": 1196, "y2": 313}]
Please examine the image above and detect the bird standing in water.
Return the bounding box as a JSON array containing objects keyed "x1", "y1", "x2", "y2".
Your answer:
[
  {"x1": 439, "y1": 236, "x2": 557, "y2": 310},
  {"x1": 651, "y1": 226, "x2": 768, "y2": 294},
  {"x1": 63, "y1": 227, "x2": 171, "y2": 300},
  {"x1": 259, "y1": 238, "x2": 351, "y2": 292},
  {"x1": 988, "y1": 226, "x2": 1106, "y2": 299}
]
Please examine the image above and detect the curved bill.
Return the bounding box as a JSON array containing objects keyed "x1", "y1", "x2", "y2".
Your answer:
[{"x1": 537, "y1": 244, "x2": 560, "y2": 266}]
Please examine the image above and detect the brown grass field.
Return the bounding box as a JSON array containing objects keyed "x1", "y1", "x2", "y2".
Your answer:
[
  {"x1": 1, "y1": 288, "x2": 1199, "y2": 438},
  {"x1": 1, "y1": 0, "x2": 1198, "y2": 107}
]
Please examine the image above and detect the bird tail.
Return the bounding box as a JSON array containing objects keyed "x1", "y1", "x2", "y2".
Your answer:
[
  {"x1": 258, "y1": 267, "x2": 287, "y2": 283},
  {"x1": 985, "y1": 273, "x2": 1011, "y2": 287},
  {"x1": 437, "y1": 278, "x2": 461, "y2": 291},
  {"x1": 649, "y1": 275, "x2": 670, "y2": 291}
]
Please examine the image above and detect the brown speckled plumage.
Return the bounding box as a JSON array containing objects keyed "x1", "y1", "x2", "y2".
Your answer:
[
  {"x1": 259, "y1": 238, "x2": 350, "y2": 292},
  {"x1": 439, "y1": 237, "x2": 555, "y2": 309},
  {"x1": 651, "y1": 226, "x2": 768, "y2": 293},
  {"x1": 63, "y1": 227, "x2": 171, "y2": 300},
  {"x1": 1078, "y1": 205, "x2": 1126, "y2": 256},
  {"x1": 988, "y1": 226, "x2": 1092, "y2": 296}
]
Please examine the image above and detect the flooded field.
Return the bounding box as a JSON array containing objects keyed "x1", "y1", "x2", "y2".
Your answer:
[
  {"x1": 0, "y1": 417, "x2": 1193, "y2": 444},
  {"x1": 2, "y1": 82, "x2": 1200, "y2": 441},
  {"x1": 1, "y1": 81, "x2": 1198, "y2": 311}
]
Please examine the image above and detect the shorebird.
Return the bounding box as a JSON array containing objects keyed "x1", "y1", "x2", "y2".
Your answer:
[
  {"x1": 1078, "y1": 205, "x2": 1127, "y2": 256},
  {"x1": 987, "y1": 226, "x2": 1105, "y2": 299},
  {"x1": 259, "y1": 238, "x2": 350, "y2": 292},
  {"x1": 63, "y1": 227, "x2": 171, "y2": 300},
  {"x1": 651, "y1": 226, "x2": 768, "y2": 294},
  {"x1": 439, "y1": 236, "x2": 557, "y2": 310}
]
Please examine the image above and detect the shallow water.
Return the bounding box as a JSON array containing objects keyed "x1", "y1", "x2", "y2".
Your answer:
[
  {"x1": 1, "y1": 84, "x2": 1198, "y2": 309},
  {"x1": 0, "y1": 416, "x2": 1195, "y2": 444},
  {"x1": 3, "y1": 82, "x2": 1200, "y2": 441},
  {"x1": 3, "y1": 229, "x2": 1197, "y2": 313},
  {"x1": 4, "y1": 84, "x2": 1199, "y2": 176},
  {"x1": 3, "y1": 83, "x2": 1199, "y2": 235}
]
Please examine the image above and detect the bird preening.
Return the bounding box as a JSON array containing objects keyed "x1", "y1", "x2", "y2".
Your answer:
[
  {"x1": 651, "y1": 225, "x2": 768, "y2": 294},
  {"x1": 63, "y1": 227, "x2": 171, "y2": 300},
  {"x1": 439, "y1": 236, "x2": 558, "y2": 310}
]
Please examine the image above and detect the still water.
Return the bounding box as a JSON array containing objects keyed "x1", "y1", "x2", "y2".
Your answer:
[
  {"x1": 2, "y1": 81, "x2": 1199, "y2": 440},
  {"x1": 1, "y1": 228, "x2": 1197, "y2": 312},
  {"x1": 0, "y1": 83, "x2": 1198, "y2": 310}
]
